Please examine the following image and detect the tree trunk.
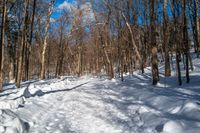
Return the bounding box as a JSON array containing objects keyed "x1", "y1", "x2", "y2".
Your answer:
[
  {"x1": 195, "y1": 0, "x2": 200, "y2": 57},
  {"x1": 0, "y1": 0, "x2": 7, "y2": 91},
  {"x1": 121, "y1": 13, "x2": 142, "y2": 65},
  {"x1": 16, "y1": 0, "x2": 28, "y2": 88},
  {"x1": 172, "y1": 0, "x2": 182, "y2": 85},
  {"x1": 6, "y1": 13, "x2": 15, "y2": 82},
  {"x1": 150, "y1": 0, "x2": 159, "y2": 85},
  {"x1": 183, "y1": 0, "x2": 190, "y2": 83},
  {"x1": 163, "y1": 0, "x2": 171, "y2": 77},
  {"x1": 40, "y1": 1, "x2": 54, "y2": 80},
  {"x1": 56, "y1": 28, "x2": 64, "y2": 77},
  {"x1": 176, "y1": 51, "x2": 182, "y2": 85},
  {"x1": 25, "y1": 0, "x2": 37, "y2": 80}
]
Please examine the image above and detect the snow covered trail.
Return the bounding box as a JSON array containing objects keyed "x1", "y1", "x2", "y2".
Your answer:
[
  {"x1": 2, "y1": 73, "x2": 197, "y2": 133},
  {"x1": 1, "y1": 64, "x2": 200, "y2": 133}
]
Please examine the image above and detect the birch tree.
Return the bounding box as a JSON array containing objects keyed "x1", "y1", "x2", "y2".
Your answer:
[{"x1": 40, "y1": 0, "x2": 55, "y2": 80}]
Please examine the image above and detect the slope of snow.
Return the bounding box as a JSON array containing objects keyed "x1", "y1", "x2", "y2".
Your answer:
[
  {"x1": 0, "y1": 56, "x2": 200, "y2": 132},
  {"x1": 162, "y1": 120, "x2": 183, "y2": 133},
  {"x1": 0, "y1": 109, "x2": 28, "y2": 133}
]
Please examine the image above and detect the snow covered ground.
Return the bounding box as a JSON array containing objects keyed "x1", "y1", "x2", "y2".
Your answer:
[{"x1": 1, "y1": 58, "x2": 200, "y2": 133}]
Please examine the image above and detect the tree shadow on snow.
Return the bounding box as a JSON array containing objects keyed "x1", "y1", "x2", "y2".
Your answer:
[
  {"x1": 23, "y1": 81, "x2": 90, "y2": 99},
  {"x1": 72, "y1": 72, "x2": 200, "y2": 132}
]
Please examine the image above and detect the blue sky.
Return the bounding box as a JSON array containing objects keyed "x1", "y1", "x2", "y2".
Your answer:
[
  {"x1": 56, "y1": 0, "x2": 74, "y2": 5},
  {"x1": 52, "y1": 0, "x2": 75, "y2": 19},
  {"x1": 55, "y1": 0, "x2": 75, "y2": 8}
]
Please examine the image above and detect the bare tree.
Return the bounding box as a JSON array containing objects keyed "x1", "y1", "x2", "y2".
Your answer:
[
  {"x1": 40, "y1": 0, "x2": 55, "y2": 80},
  {"x1": 16, "y1": 0, "x2": 29, "y2": 88},
  {"x1": 163, "y1": 0, "x2": 171, "y2": 76},
  {"x1": 182, "y1": 0, "x2": 190, "y2": 83},
  {"x1": 24, "y1": 0, "x2": 37, "y2": 80},
  {"x1": 150, "y1": 0, "x2": 159, "y2": 85},
  {"x1": 0, "y1": 0, "x2": 7, "y2": 91}
]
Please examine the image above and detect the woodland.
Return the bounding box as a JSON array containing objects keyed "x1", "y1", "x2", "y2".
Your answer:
[{"x1": 0, "y1": 0, "x2": 199, "y2": 90}]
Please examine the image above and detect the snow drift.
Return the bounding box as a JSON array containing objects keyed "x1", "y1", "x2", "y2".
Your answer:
[{"x1": 0, "y1": 109, "x2": 28, "y2": 133}]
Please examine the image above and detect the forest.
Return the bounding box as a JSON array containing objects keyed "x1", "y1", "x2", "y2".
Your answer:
[
  {"x1": 0, "y1": 0, "x2": 200, "y2": 133},
  {"x1": 0, "y1": 0, "x2": 199, "y2": 90}
]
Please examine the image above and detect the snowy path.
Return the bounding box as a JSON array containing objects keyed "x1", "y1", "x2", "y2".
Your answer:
[
  {"x1": 12, "y1": 74, "x2": 200, "y2": 133},
  {"x1": 1, "y1": 66, "x2": 200, "y2": 133},
  {"x1": 15, "y1": 80, "x2": 92, "y2": 133}
]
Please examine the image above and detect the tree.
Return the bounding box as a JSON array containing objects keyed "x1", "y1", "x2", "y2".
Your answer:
[
  {"x1": 170, "y1": 0, "x2": 182, "y2": 85},
  {"x1": 24, "y1": 0, "x2": 37, "y2": 80},
  {"x1": 40, "y1": 0, "x2": 55, "y2": 80},
  {"x1": 163, "y1": 0, "x2": 171, "y2": 77},
  {"x1": 182, "y1": 0, "x2": 190, "y2": 83},
  {"x1": 55, "y1": 13, "x2": 69, "y2": 77},
  {"x1": 16, "y1": 0, "x2": 29, "y2": 88},
  {"x1": 0, "y1": 0, "x2": 198, "y2": 91},
  {"x1": 150, "y1": 0, "x2": 159, "y2": 85},
  {"x1": 0, "y1": 0, "x2": 7, "y2": 91}
]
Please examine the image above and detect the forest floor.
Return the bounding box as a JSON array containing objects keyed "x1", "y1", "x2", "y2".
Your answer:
[{"x1": 1, "y1": 55, "x2": 200, "y2": 133}]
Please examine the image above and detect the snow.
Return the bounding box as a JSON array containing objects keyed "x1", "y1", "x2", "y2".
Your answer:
[
  {"x1": 0, "y1": 109, "x2": 28, "y2": 133},
  {"x1": 0, "y1": 56, "x2": 200, "y2": 132},
  {"x1": 163, "y1": 120, "x2": 183, "y2": 133}
]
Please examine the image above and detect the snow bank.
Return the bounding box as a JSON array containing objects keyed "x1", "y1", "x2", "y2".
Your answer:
[
  {"x1": 162, "y1": 121, "x2": 183, "y2": 133},
  {"x1": 0, "y1": 109, "x2": 28, "y2": 133},
  {"x1": 0, "y1": 97, "x2": 25, "y2": 109},
  {"x1": 181, "y1": 101, "x2": 200, "y2": 112},
  {"x1": 169, "y1": 101, "x2": 200, "y2": 120}
]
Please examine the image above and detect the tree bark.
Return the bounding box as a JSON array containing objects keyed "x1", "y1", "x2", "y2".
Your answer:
[
  {"x1": 121, "y1": 13, "x2": 142, "y2": 64},
  {"x1": 40, "y1": 1, "x2": 54, "y2": 80},
  {"x1": 171, "y1": 0, "x2": 182, "y2": 85},
  {"x1": 195, "y1": 0, "x2": 200, "y2": 57},
  {"x1": 150, "y1": 0, "x2": 159, "y2": 85},
  {"x1": 6, "y1": 14, "x2": 15, "y2": 81},
  {"x1": 16, "y1": 0, "x2": 28, "y2": 88},
  {"x1": 163, "y1": 0, "x2": 171, "y2": 77},
  {"x1": 25, "y1": 0, "x2": 37, "y2": 80},
  {"x1": 56, "y1": 27, "x2": 64, "y2": 77},
  {"x1": 183, "y1": 0, "x2": 190, "y2": 83},
  {"x1": 0, "y1": 0, "x2": 7, "y2": 91}
]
